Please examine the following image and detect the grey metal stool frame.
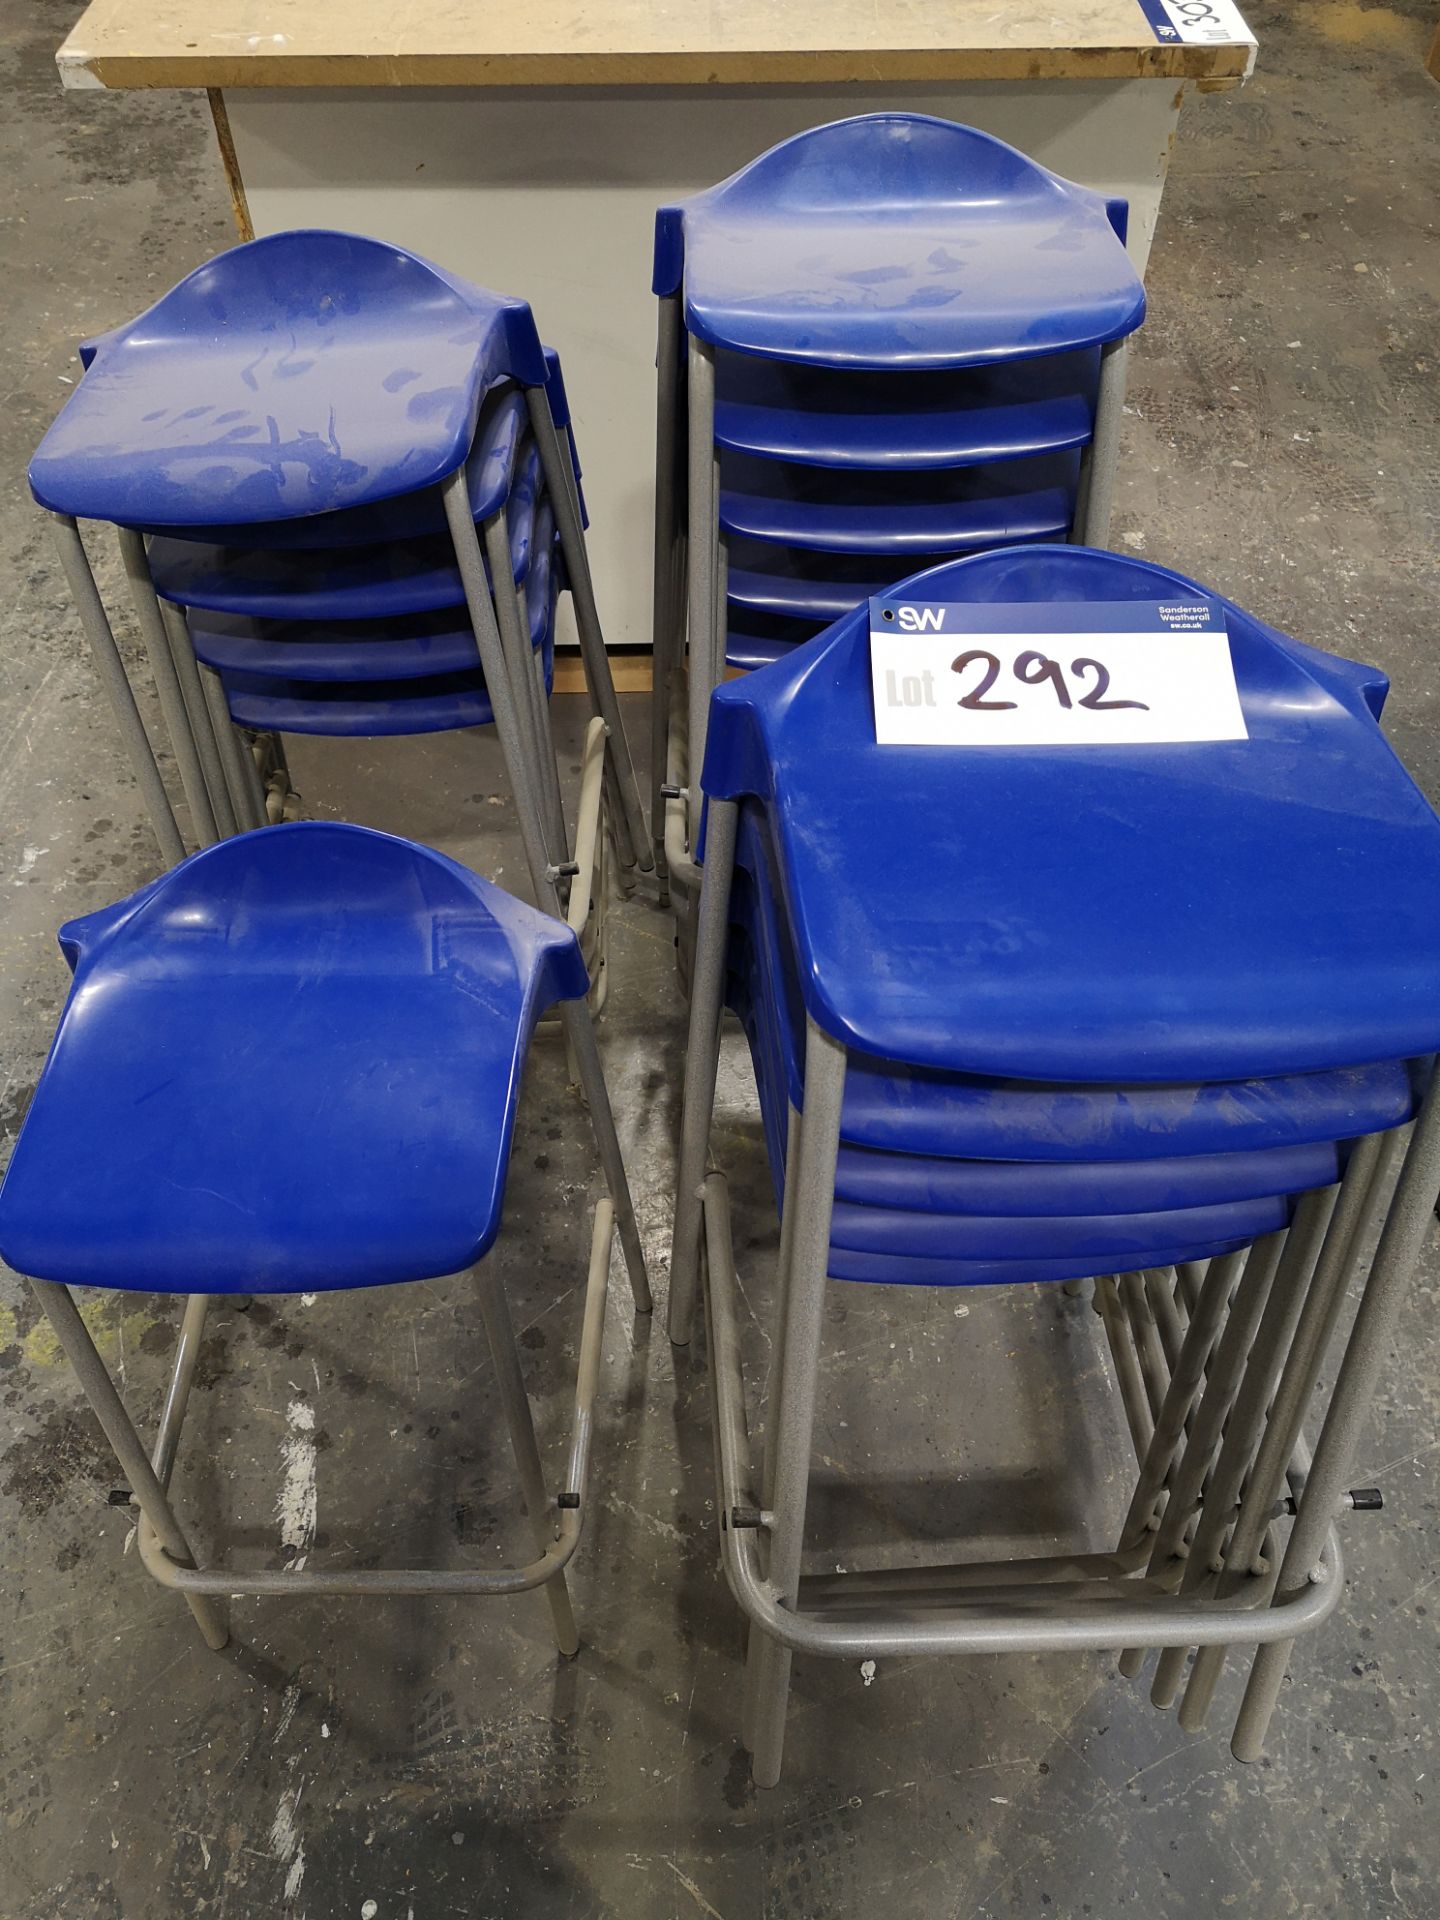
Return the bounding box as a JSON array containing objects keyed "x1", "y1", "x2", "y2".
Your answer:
[
  {"x1": 676, "y1": 796, "x2": 1440, "y2": 1788},
  {"x1": 26, "y1": 1196, "x2": 630, "y2": 1657}
]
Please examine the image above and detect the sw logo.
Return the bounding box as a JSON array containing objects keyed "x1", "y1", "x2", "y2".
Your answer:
[{"x1": 896, "y1": 606, "x2": 946, "y2": 632}]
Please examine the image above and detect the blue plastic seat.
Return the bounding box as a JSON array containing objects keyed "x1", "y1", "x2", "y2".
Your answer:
[
  {"x1": 719, "y1": 449, "x2": 1077, "y2": 555},
  {"x1": 148, "y1": 458, "x2": 543, "y2": 621},
  {"x1": 722, "y1": 605, "x2": 825, "y2": 672},
  {"x1": 218, "y1": 543, "x2": 559, "y2": 736},
  {"x1": 727, "y1": 561, "x2": 890, "y2": 626},
  {"x1": 821, "y1": 1240, "x2": 1257, "y2": 1288},
  {"x1": 702, "y1": 546, "x2": 1440, "y2": 1083},
  {"x1": 28, "y1": 230, "x2": 552, "y2": 528},
  {"x1": 713, "y1": 347, "x2": 1099, "y2": 470},
  {"x1": 732, "y1": 989, "x2": 1275, "y2": 1285},
  {"x1": 725, "y1": 629, "x2": 808, "y2": 672},
  {"x1": 0, "y1": 822, "x2": 588, "y2": 1293},
  {"x1": 193, "y1": 605, "x2": 487, "y2": 682},
  {"x1": 123, "y1": 385, "x2": 531, "y2": 552},
  {"x1": 221, "y1": 652, "x2": 555, "y2": 738},
  {"x1": 654, "y1": 116, "x2": 1145, "y2": 370},
  {"x1": 725, "y1": 538, "x2": 1059, "y2": 627},
  {"x1": 506, "y1": 441, "x2": 547, "y2": 578},
  {"x1": 652, "y1": 116, "x2": 1146, "y2": 920},
  {"x1": 188, "y1": 506, "x2": 558, "y2": 685},
  {"x1": 830, "y1": 1135, "x2": 1340, "y2": 1216},
  {"x1": 30, "y1": 224, "x2": 654, "y2": 911},
  {"x1": 732, "y1": 947, "x2": 1337, "y2": 1220},
  {"x1": 725, "y1": 878, "x2": 1409, "y2": 1173},
  {"x1": 825, "y1": 1191, "x2": 1290, "y2": 1258},
  {"x1": 148, "y1": 531, "x2": 497, "y2": 622},
  {"x1": 725, "y1": 534, "x2": 1065, "y2": 625}
]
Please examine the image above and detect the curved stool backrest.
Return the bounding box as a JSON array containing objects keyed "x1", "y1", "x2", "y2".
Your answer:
[
  {"x1": 30, "y1": 230, "x2": 550, "y2": 527},
  {"x1": 655, "y1": 114, "x2": 1144, "y2": 368},
  {"x1": 55, "y1": 817, "x2": 585, "y2": 997}
]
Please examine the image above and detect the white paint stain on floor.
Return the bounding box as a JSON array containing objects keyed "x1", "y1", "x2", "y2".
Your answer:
[
  {"x1": 277, "y1": 1397, "x2": 318, "y2": 1573},
  {"x1": 274, "y1": 1681, "x2": 302, "y2": 1743},
  {"x1": 270, "y1": 1778, "x2": 306, "y2": 1909}
]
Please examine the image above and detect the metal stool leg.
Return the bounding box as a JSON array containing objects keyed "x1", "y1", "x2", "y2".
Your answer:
[
  {"x1": 559, "y1": 996, "x2": 652, "y2": 1316},
  {"x1": 534, "y1": 648, "x2": 572, "y2": 872},
  {"x1": 444, "y1": 473, "x2": 561, "y2": 917},
  {"x1": 684, "y1": 341, "x2": 718, "y2": 854},
  {"x1": 240, "y1": 732, "x2": 272, "y2": 825},
  {"x1": 159, "y1": 601, "x2": 237, "y2": 837},
  {"x1": 742, "y1": 1105, "x2": 802, "y2": 1753},
  {"x1": 1140, "y1": 1233, "x2": 1287, "y2": 1706},
  {"x1": 1075, "y1": 339, "x2": 1129, "y2": 548},
  {"x1": 651, "y1": 294, "x2": 683, "y2": 900},
  {"x1": 744, "y1": 1017, "x2": 846, "y2": 1789},
  {"x1": 1115, "y1": 1239, "x2": 1283, "y2": 1686},
  {"x1": 713, "y1": 532, "x2": 729, "y2": 691},
  {"x1": 667, "y1": 798, "x2": 738, "y2": 1344},
  {"x1": 201, "y1": 666, "x2": 265, "y2": 832},
  {"x1": 1115, "y1": 1249, "x2": 1243, "y2": 1678},
  {"x1": 483, "y1": 510, "x2": 570, "y2": 870},
  {"x1": 1151, "y1": 1185, "x2": 1337, "y2": 1709},
  {"x1": 1233, "y1": 1076, "x2": 1440, "y2": 1761},
  {"x1": 116, "y1": 528, "x2": 218, "y2": 847},
  {"x1": 48, "y1": 513, "x2": 185, "y2": 866},
  {"x1": 27, "y1": 1278, "x2": 229, "y2": 1651},
  {"x1": 474, "y1": 1266, "x2": 579, "y2": 1656},
  {"x1": 1180, "y1": 1132, "x2": 1396, "y2": 1729},
  {"x1": 526, "y1": 385, "x2": 650, "y2": 874}
]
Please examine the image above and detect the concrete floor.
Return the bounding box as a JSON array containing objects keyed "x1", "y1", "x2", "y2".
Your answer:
[{"x1": 2, "y1": 2, "x2": 1439, "y2": 1914}]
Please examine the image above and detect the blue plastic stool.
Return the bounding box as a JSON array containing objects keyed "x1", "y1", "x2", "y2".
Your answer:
[
  {"x1": 649, "y1": 114, "x2": 1146, "y2": 908},
  {"x1": 29, "y1": 230, "x2": 649, "y2": 897},
  {"x1": 0, "y1": 821, "x2": 650, "y2": 1656}
]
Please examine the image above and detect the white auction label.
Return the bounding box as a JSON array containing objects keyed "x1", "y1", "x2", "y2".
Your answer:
[
  {"x1": 1147, "y1": 0, "x2": 1255, "y2": 47},
  {"x1": 869, "y1": 599, "x2": 1248, "y2": 748}
]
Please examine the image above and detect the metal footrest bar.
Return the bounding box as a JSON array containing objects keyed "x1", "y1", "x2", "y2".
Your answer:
[
  {"x1": 798, "y1": 1570, "x2": 1287, "y2": 1623},
  {"x1": 799, "y1": 1544, "x2": 1155, "y2": 1607},
  {"x1": 1094, "y1": 1273, "x2": 1154, "y2": 1461},
  {"x1": 46, "y1": 1200, "x2": 614, "y2": 1612},
  {"x1": 137, "y1": 1512, "x2": 584, "y2": 1599}
]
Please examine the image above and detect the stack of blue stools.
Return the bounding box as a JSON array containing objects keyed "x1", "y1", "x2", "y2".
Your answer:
[
  {"x1": 650, "y1": 113, "x2": 1146, "y2": 881},
  {"x1": 28, "y1": 228, "x2": 650, "y2": 928},
  {"x1": 724, "y1": 797, "x2": 1409, "y2": 1285},
  {"x1": 669, "y1": 541, "x2": 1440, "y2": 1787},
  {"x1": 160, "y1": 376, "x2": 568, "y2": 747}
]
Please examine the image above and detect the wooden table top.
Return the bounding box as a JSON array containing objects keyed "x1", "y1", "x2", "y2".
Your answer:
[{"x1": 57, "y1": 0, "x2": 1255, "y2": 91}]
